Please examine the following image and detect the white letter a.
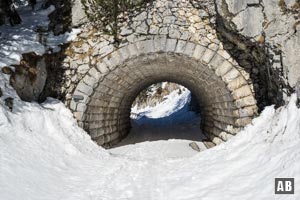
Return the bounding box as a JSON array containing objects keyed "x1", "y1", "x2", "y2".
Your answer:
[{"x1": 277, "y1": 181, "x2": 284, "y2": 191}]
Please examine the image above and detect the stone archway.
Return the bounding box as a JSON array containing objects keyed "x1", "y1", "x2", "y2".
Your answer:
[{"x1": 70, "y1": 38, "x2": 258, "y2": 147}]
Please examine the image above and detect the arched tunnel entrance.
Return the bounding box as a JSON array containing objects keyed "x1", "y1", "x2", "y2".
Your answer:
[{"x1": 71, "y1": 43, "x2": 259, "y2": 148}]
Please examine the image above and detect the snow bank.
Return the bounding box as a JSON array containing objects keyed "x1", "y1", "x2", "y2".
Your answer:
[
  {"x1": 1, "y1": 93, "x2": 299, "y2": 199},
  {"x1": 0, "y1": 99, "x2": 108, "y2": 200}
]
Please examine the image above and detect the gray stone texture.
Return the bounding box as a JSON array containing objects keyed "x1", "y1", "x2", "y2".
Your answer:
[{"x1": 61, "y1": 0, "x2": 268, "y2": 147}]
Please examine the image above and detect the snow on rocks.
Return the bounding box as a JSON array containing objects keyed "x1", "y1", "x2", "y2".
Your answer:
[
  {"x1": 131, "y1": 88, "x2": 192, "y2": 120},
  {"x1": 0, "y1": 3, "x2": 80, "y2": 68},
  {"x1": 0, "y1": 1, "x2": 80, "y2": 105}
]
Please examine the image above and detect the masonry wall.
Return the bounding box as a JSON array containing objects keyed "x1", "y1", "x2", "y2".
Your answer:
[{"x1": 53, "y1": 0, "x2": 259, "y2": 147}]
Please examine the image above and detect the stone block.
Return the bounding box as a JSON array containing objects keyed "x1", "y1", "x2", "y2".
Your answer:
[
  {"x1": 76, "y1": 81, "x2": 93, "y2": 96},
  {"x1": 70, "y1": 100, "x2": 77, "y2": 111},
  {"x1": 175, "y1": 40, "x2": 187, "y2": 54},
  {"x1": 118, "y1": 46, "x2": 130, "y2": 61},
  {"x1": 233, "y1": 106, "x2": 257, "y2": 117},
  {"x1": 201, "y1": 48, "x2": 215, "y2": 63},
  {"x1": 217, "y1": 49, "x2": 231, "y2": 60},
  {"x1": 234, "y1": 96, "x2": 257, "y2": 108},
  {"x1": 88, "y1": 67, "x2": 102, "y2": 81},
  {"x1": 153, "y1": 35, "x2": 167, "y2": 52},
  {"x1": 98, "y1": 45, "x2": 114, "y2": 57},
  {"x1": 136, "y1": 40, "x2": 155, "y2": 54},
  {"x1": 73, "y1": 90, "x2": 90, "y2": 103},
  {"x1": 96, "y1": 62, "x2": 109, "y2": 74},
  {"x1": 127, "y1": 43, "x2": 139, "y2": 57},
  {"x1": 83, "y1": 75, "x2": 97, "y2": 88},
  {"x1": 212, "y1": 136, "x2": 223, "y2": 145},
  {"x1": 77, "y1": 64, "x2": 90, "y2": 74},
  {"x1": 209, "y1": 54, "x2": 225, "y2": 70},
  {"x1": 227, "y1": 76, "x2": 247, "y2": 91},
  {"x1": 192, "y1": 45, "x2": 206, "y2": 60},
  {"x1": 235, "y1": 117, "x2": 252, "y2": 127},
  {"x1": 166, "y1": 39, "x2": 177, "y2": 52},
  {"x1": 232, "y1": 85, "x2": 252, "y2": 99},
  {"x1": 222, "y1": 68, "x2": 240, "y2": 83},
  {"x1": 77, "y1": 103, "x2": 87, "y2": 112},
  {"x1": 215, "y1": 60, "x2": 233, "y2": 76},
  {"x1": 183, "y1": 42, "x2": 196, "y2": 57},
  {"x1": 74, "y1": 111, "x2": 84, "y2": 121}
]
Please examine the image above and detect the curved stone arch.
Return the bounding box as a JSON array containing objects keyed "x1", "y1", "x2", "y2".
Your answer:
[{"x1": 70, "y1": 37, "x2": 258, "y2": 147}]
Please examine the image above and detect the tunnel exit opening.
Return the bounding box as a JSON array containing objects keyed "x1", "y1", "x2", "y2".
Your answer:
[{"x1": 112, "y1": 81, "x2": 209, "y2": 147}]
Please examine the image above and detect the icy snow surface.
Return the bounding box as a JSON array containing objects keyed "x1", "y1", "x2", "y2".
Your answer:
[{"x1": 1, "y1": 94, "x2": 300, "y2": 200}]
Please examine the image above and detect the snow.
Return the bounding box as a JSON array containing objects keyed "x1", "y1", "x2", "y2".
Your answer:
[
  {"x1": 0, "y1": 1, "x2": 80, "y2": 102},
  {"x1": 122, "y1": 88, "x2": 207, "y2": 148},
  {"x1": 131, "y1": 87, "x2": 192, "y2": 119},
  {"x1": 0, "y1": 2, "x2": 80, "y2": 68},
  {"x1": 1, "y1": 92, "x2": 300, "y2": 199},
  {"x1": 0, "y1": 3, "x2": 300, "y2": 200}
]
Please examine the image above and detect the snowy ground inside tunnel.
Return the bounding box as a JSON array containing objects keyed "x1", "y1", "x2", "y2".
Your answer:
[
  {"x1": 112, "y1": 88, "x2": 208, "y2": 155},
  {"x1": 1, "y1": 93, "x2": 300, "y2": 199}
]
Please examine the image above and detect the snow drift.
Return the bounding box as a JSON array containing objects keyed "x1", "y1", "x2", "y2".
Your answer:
[{"x1": 0, "y1": 94, "x2": 300, "y2": 199}]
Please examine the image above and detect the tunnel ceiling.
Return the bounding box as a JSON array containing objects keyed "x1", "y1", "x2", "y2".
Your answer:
[{"x1": 69, "y1": 39, "x2": 258, "y2": 147}]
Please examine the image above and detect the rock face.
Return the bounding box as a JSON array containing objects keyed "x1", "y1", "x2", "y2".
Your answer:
[
  {"x1": 216, "y1": 0, "x2": 300, "y2": 88},
  {"x1": 71, "y1": 0, "x2": 87, "y2": 27},
  {"x1": 132, "y1": 82, "x2": 184, "y2": 110},
  {"x1": 10, "y1": 53, "x2": 47, "y2": 102}
]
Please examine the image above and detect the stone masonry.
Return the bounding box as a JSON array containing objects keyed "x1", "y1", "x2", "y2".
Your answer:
[{"x1": 58, "y1": 0, "x2": 258, "y2": 147}]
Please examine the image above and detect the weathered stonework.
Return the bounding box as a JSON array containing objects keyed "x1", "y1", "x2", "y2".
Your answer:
[
  {"x1": 213, "y1": 0, "x2": 299, "y2": 106},
  {"x1": 7, "y1": 0, "x2": 298, "y2": 147},
  {"x1": 57, "y1": 0, "x2": 259, "y2": 147}
]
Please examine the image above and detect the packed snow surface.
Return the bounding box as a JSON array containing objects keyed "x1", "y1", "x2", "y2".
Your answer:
[{"x1": 1, "y1": 93, "x2": 300, "y2": 199}]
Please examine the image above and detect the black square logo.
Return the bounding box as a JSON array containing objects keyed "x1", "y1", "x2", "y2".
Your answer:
[{"x1": 275, "y1": 178, "x2": 294, "y2": 194}]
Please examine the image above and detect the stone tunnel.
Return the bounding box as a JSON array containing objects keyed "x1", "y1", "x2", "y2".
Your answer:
[
  {"x1": 69, "y1": 38, "x2": 257, "y2": 147},
  {"x1": 13, "y1": 0, "x2": 298, "y2": 147},
  {"x1": 62, "y1": 0, "x2": 260, "y2": 147}
]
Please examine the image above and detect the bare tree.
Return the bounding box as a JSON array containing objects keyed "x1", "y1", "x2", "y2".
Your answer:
[
  {"x1": 28, "y1": 0, "x2": 37, "y2": 11},
  {"x1": 81, "y1": 0, "x2": 152, "y2": 43},
  {"x1": 0, "y1": 0, "x2": 22, "y2": 26}
]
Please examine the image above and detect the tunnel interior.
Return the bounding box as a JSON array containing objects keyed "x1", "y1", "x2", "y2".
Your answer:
[
  {"x1": 79, "y1": 52, "x2": 257, "y2": 148},
  {"x1": 110, "y1": 81, "x2": 205, "y2": 146}
]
